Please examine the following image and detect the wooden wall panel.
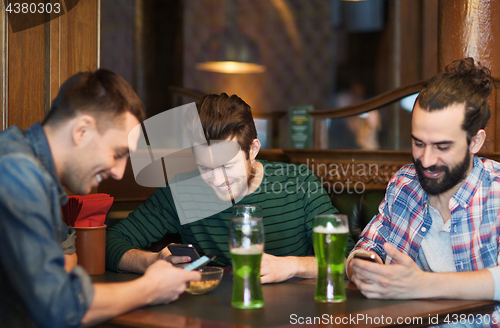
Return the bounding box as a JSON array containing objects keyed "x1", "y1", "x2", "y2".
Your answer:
[
  {"x1": 422, "y1": 0, "x2": 438, "y2": 79},
  {"x1": 1, "y1": 3, "x2": 5, "y2": 130},
  {"x1": 1, "y1": 0, "x2": 100, "y2": 131},
  {"x1": 399, "y1": 0, "x2": 422, "y2": 86},
  {"x1": 439, "y1": 0, "x2": 500, "y2": 152},
  {"x1": 49, "y1": 15, "x2": 60, "y2": 104},
  {"x1": 59, "y1": 0, "x2": 99, "y2": 83},
  {"x1": 7, "y1": 18, "x2": 45, "y2": 130}
]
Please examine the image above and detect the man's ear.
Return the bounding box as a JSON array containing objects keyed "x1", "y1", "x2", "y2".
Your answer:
[
  {"x1": 249, "y1": 139, "x2": 261, "y2": 161},
  {"x1": 469, "y1": 129, "x2": 486, "y2": 154},
  {"x1": 71, "y1": 115, "x2": 97, "y2": 147}
]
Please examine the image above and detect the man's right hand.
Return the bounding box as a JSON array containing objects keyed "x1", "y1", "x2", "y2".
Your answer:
[
  {"x1": 82, "y1": 259, "x2": 201, "y2": 327},
  {"x1": 347, "y1": 250, "x2": 383, "y2": 284},
  {"x1": 157, "y1": 246, "x2": 192, "y2": 267},
  {"x1": 141, "y1": 260, "x2": 201, "y2": 305}
]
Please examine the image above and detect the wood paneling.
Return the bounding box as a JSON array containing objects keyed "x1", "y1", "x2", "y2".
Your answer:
[
  {"x1": 439, "y1": 0, "x2": 500, "y2": 151},
  {"x1": 7, "y1": 15, "x2": 45, "y2": 130},
  {"x1": 399, "y1": 0, "x2": 422, "y2": 86},
  {"x1": 2, "y1": 0, "x2": 100, "y2": 131},
  {"x1": 422, "y1": 0, "x2": 438, "y2": 79},
  {"x1": 59, "y1": 0, "x2": 99, "y2": 82},
  {"x1": 1, "y1": 2, "x2": 5, "y2": 130}
]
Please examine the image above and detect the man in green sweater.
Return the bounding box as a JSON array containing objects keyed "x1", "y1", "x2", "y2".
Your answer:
[{"x1": 106, "y1": 93, "x2": 350, "y2": 283}]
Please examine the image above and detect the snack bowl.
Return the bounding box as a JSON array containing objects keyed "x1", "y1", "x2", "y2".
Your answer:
[{"x1": 185, "y1": 266, "x2": 224, "y2": 295}]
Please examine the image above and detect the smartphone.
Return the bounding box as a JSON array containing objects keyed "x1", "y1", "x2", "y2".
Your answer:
[
  {"x1": 183, "y1": 254, "x2": 216, "y2": 271},
  {"x1": 167, "y1": 244, "x2": 200, "y2": 262},
  {"x1": 353, "y1": 252, "x2": 378, "y2": 263}
]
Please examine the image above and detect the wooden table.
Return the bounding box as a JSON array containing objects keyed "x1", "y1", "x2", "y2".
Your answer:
[{"x1": 93, "y1": 271, "x2": 499, "y2": 328}]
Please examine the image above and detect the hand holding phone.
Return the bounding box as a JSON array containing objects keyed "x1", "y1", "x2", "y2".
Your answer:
[
  {"x1": 167, "y1": 244, "x2": 200, "y2": 263},
  {"x1": 353, "y1": 252, "x2": 379, "y2": 263},
  {"x1": 183, "y1": 254, "x2": 216, "y2": 271}
]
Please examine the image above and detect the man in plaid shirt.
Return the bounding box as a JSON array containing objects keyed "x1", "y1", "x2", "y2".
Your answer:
[{"x1": 347, "y1": 57, "x2": 500, "y2": 304}]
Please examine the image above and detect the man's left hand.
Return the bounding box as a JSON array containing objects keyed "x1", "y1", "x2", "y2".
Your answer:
[{"x1": 351, "y1": 242, "x2": 430, "y2": 299}]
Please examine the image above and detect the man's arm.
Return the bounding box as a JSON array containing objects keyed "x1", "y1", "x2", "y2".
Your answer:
[
  {"x1": 117, "y1": 248, "x2": 190, "y2": 273},
  {"x1": 257, "y1": 165, "x2": 339, "y2": 284},
  {"x1": 82, "y1": 260, "x2": 200, "y2": 327},
  {"x1": 350, "y1": 243, "x2": 495, "y2": 300},
  {"x1": 260, "y1": 254, "x2": 317, "y2": 284},
  {"x1": 0, "y1": 158, "x2": 97, "y2": 327},
  {"x1": 106, "y1": 186, "x2": 183, "y2": 272}
]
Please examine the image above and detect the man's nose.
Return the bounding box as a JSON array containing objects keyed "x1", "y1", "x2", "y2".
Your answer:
[
  {"x1": 211, "y1": 167, "x2": 227, "y2": 186},
  {"x1": 420, "y1": 146, "x2": 438, "y2": 168},
  {"x1": 110, "y1": 158, "x2": 127, "y2": 180}
]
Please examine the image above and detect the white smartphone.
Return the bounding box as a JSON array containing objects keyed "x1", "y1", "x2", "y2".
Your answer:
[{"x1": 183, "y1": 254, "x2": 216, "y2": 271}]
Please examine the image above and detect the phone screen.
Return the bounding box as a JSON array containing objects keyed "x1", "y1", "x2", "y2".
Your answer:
[
  {"x1": 183, "y1": 254, "x2": 216, "y2": 271},
  {"x1": 353, "y1": 253, "x2": 378, "y2": 263}
]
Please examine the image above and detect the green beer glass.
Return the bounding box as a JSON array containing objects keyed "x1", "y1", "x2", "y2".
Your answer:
[
  {"x1": 229, "y1": 205, "x2": 264, "y2": 309},
  {"x1": 313, "y1": 214, "x2": 349, "y2": 303}
]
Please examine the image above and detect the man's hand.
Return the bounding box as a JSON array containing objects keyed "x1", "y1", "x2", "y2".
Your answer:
[
  {"x1": 260, "y1": 253, "x2": 296, "y2": 283},
  {"x1": 82, "y1": 260, "x2": 201, "y2": 326},
  {"x1": 350, "y1": 243, "x2": 428, "y2": 299},
  {"x1": 157, "y1": 246, "x2": 192, "y2": 267},
  {"x1": 141, "y1": 260, "x2": 201, "y2": 304},
  {"x1": 260, "y1": 253, "x2": 317, "y2": 284},
  {"x1": 119, "y1": 247, "x2": 191, "y2": 273}
]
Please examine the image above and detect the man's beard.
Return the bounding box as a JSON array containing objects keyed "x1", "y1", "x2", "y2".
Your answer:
[{"x1": 414, "y1": 151, "x2": 471, "y2": 196}]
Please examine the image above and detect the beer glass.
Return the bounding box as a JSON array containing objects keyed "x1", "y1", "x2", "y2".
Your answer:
[
  {"x1": 313, "y1": 214, "x2": 349, "y2": 303},
  {"x1": 229, "y1": 205, "x2": 264, "y2": 309}
]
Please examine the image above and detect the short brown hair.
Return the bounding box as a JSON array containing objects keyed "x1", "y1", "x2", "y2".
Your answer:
[
  {"x1": 195, "y1": 93, "x2": 257, "y2": 159},
  {"x1": 43, "y1": 69, "x2": 145, "y2": 132},
  {"x1": 417, "y1": 57, "x2": 493, "y2": 144}
]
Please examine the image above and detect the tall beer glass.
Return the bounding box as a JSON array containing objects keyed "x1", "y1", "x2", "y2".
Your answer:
[
  {"x1": 313, "y1": 214, "x2": 349, "y2": 303},
  {"x1": 229, "y1": 205, "x2": 264, "y2": 309}
]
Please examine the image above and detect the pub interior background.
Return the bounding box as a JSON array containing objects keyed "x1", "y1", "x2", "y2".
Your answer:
[
  {"x1": 3, "y1": 0, "x2": 500, "y2": 218},
  {"x1": 100, "y1": 0, "x2": 438, "y2": 152}
]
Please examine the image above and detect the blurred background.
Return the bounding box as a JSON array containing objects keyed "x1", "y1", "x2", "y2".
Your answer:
[{"x1": 100, "y1": 0, "x2": 438, "y2": 151}]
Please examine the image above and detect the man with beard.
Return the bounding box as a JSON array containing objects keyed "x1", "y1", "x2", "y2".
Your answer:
[
  {"x1": 106, "y1": 93, "x2": 349, "y2": 283},
  {"x1": 346, "y1": 57, "x2": 500, "y2": 303}
]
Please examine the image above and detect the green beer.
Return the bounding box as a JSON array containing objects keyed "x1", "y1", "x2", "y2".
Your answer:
[
  {"x1": 230, "y1": 247, "x2": 264, "y2": 309},
  {"x1": 313, "y1": 225, "x2": 348, "y2": 302}
]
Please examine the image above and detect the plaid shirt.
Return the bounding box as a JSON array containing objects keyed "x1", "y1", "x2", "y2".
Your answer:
[{"x1": 354, "y1": 156, "x2": 500, "y2": 272}]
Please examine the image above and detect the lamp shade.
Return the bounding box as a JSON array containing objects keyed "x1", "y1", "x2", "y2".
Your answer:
[{"x1": 196, "y1": 27, "x2": 266, "y2": 74}]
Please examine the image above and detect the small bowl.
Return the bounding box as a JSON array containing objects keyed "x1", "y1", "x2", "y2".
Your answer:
[{"x1": 185, "y1": 266, "x2": 224, "y2": 295}]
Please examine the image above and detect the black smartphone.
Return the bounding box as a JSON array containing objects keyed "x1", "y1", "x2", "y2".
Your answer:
[
  {"x1": 353, "y1": 252, "x2": 378, "y2": 263},
  {"x1": 183, "y1": 254, "x2": 216, "y2": 271},
  {"x1": 167, "y1": 244, "x2": 200, "y2": 262}
]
